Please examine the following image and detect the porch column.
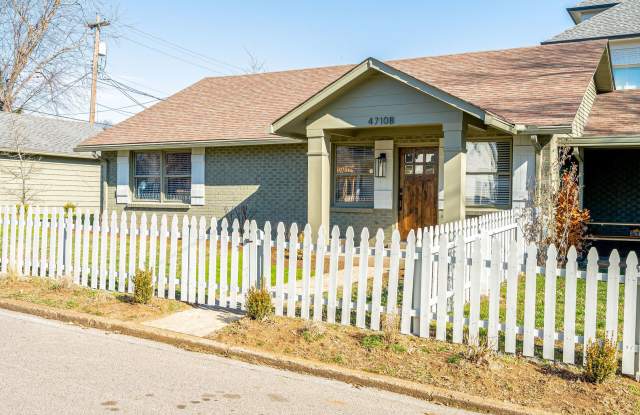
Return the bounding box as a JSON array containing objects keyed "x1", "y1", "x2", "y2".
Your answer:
[
  {"x1": 442, "y1": 122, "x2": 466, "y2": 222},
  {"x1": 307, "y1": 131, "x2": 331, "y2": 237}
]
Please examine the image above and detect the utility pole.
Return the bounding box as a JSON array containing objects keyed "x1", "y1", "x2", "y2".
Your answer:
[{"x1": 88, "y1": 15, "x2": 110, "y2": 126}]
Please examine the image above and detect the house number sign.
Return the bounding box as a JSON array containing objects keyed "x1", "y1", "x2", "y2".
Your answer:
[{"x1": 368, "y1": 116, "x2": 395, "y2": 126}]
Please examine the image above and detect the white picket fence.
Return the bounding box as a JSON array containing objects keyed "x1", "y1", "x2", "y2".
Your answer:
[{"x1": 0, "y1": 205, "x2": 638, "y2": 376}]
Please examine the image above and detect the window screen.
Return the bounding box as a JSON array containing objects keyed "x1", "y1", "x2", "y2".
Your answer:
[
  {"x1": 134, "y1": 152, "x2": 161, "y2": 201},
  {"x1": 465, "y1": 141, "x2": 511, "y2": 207},
  {"x1": 334, "y1": 146, "x2": 374, "y2": 206},
  {"x1": 165, "y1": 152, "x2": 191, "y2": 203},
  {"x1": 133, "y1": 151, "x2": 191, "y2": 203}
]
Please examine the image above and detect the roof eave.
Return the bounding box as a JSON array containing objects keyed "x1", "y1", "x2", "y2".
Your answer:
[
  {"x1": 561, "y1": 135, "x2": 640, "y2": 147},
  {"x1": 542, "y1": 32, "x2": 640, "y2": 45},
  {"x1": 516, "y1": 125, "x2": 574, "y2": 135},
  {"x1": 74, "y1": 136, "x2": 304, "y2": 152},
  {"x1": 0, "y1": 147, "x2": 98, "y2": 160}
]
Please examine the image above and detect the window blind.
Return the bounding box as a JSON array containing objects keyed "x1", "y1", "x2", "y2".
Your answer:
[
  {"x1": 465, "y1": 141, "x2": 511, "y2": 207},
  {"x1": 334, "y1": 146, "x2": 374, "y2": 206}
]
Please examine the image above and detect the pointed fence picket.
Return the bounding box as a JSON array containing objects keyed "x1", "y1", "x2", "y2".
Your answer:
[{"x1": 0, "y1": 206, "x2": 637, "y2": 377}]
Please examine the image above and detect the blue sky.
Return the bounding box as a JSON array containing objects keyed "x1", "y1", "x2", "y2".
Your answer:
[{"x1": 89, "y1": 0, "x2": 579, "y2": 124}]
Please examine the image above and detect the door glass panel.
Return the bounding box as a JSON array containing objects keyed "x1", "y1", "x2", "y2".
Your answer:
[
  {"x1": 415, "y1": 164, "x2": 424, "y2": 175},
  {"x1": 404, "y1": 165, "x2": 413, "y2": 175}
]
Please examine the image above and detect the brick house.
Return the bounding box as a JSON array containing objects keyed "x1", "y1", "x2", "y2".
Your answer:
[{"x1": 76, "y1": 1, "x2": 640, "y2": 242}]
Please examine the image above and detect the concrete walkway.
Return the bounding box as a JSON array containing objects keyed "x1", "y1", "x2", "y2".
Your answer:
[{"x1": 143, "y1": 306, "x2": 242, "y2": 337}]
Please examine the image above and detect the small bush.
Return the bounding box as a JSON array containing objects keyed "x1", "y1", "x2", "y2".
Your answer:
[
  {"x1": 63, "y1": 202, "x2": 77, "y2": 214},
  {"x1": 462, "y1": 335, "x2": 494, "y2": 366},
  {"x1": 389, "y1": 343, "x2": 407, "y2": 354},
  {"x1": 299, "y1": 320, "x2": 325, "y2": 342},
  {"x1": 584, "y1": 339, "x2": 618, "y2": 384},
  {"x1": 245, "y1": 287, "x2": 272, "y2": 321},
  {"x1": 48, "y1": 275, "x2": 74, "y2": 291},
  {"x1": 3, "y1": 266, "x2": 20, "y2": 283},
  {"x1": 133, "y1": 269, "x2": 153, "y2": 304},
  {"x1": 361, "y1": 334, "x2": 384, "y2": 351},
  {"x1": 447, "y1": 354, "x2": 462, "y2": 365},
  {"x1": 381, "y1": 312, "x2": 399, "y2": 346}
]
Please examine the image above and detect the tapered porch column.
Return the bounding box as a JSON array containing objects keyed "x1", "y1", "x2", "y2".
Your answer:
[
  {"x1": 307, "y1": 131, "x2": 331, "y2": 236},
  {"x1": 442, "y1": 122, "x2": 466, "y2": 222}
]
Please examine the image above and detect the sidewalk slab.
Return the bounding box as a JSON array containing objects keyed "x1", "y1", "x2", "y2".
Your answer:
[{"x1": 143, "y1": 306, "x2": 242, "y2": 337}]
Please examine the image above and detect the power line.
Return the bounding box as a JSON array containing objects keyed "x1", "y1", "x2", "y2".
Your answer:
[
  {"x1": 120, "y1": 35, "x2": 231, "y2": 76},
  {"x1": 103, "y1": 76, "x2": 166, "y2": 101},
  {"x1": 23, "y1": 108, "x2": 109, "y2": 126},
  {"x1": 103, "y1": 74, "x2": 171, "y2": 96},
  {"x1": 125, "y1": 25, "x2": 245, "y2": 74},
  {"x1": 62, "y1": 100, "x2": 158, "y2": 116},
  {"x1": 99, "y1": 78, "x2": 148, "y2": 109},
  {"x1": 97, "y1": 103, "x2": 137, "y2": 116}
]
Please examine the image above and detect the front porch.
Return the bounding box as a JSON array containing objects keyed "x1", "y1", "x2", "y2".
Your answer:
[
  {"x1": 581, "y1": 147, "x2": 640, "y2": 256},
  {"x1": 271, "y1": 61, "x2": 537, "y2": 239}
]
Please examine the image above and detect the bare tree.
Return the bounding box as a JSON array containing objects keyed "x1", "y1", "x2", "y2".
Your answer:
[
  {"x1": 1, "y1": 114, "x2": 41, "y2": 205},
  {"x1": 0, "y1": 0, "x2": 111, "y2": 113},
  {"x1": 520, "y1": 145, "x2": 590, "y2": 264},
  {"x1": 243, "y1": 48, "x2": 265, "y2": 74}
]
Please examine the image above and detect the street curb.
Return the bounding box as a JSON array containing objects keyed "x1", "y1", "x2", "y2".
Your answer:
[{"x1": 0, "y1": 298, "x2": 553, "y2": 415}]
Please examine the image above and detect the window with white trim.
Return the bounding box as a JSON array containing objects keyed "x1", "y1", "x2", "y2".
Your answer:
[
  {"x1": 611, "y1": 43, "x2": 640, "y2": 90},
  {"x1": 133, "y1": 151, "x2": 191, "y2": 203},
  {"x1": 465, "y1": 141, "x2": 511, "y2": 208},
  {"x1": 334, "y1": 145, "x2": 374, "y2": 207}
]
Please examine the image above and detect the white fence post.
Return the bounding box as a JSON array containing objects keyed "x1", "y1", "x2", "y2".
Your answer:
[
  {"x1": 5, "y1": 205, "x2": 631, "y2": 371},
  {"x1": 340, "y1": 227, "x2": 354, "y2": 325},
  {"x1": 622, "y1": 252, "x2": 638, "y2": 375},
  {"x1": 543, "y1": 244, "x2": 558, "y2": 361},
  {"x1": 286, "y1": 223, "x2": 298, "y2": 318},
  {"x1": 355, "y1": 227, "x2": 369, "y2": 329},
  {"x1": 275, "y1": 222, "x2": 285, "y2": 316},
  {"x1": 312, "y1": 225, "x2": 325, "y2": 322},
  {"x1": 400, "y1": 230, "x2": 416, "y2": 335},
  {"x1": 327, "y1": 226, "x2": 340, "y2": 324}
]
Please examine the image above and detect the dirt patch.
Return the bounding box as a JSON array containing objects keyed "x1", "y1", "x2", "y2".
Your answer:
[
  {"x1": 211, "y1": 316, "x2": 640, "y2": 415},
  {"x1": 0, "y1": 277, "x2": 188, "y2": 322}
]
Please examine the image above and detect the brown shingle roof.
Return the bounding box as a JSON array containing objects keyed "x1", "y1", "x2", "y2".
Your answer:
[
  {"x1": 79, "y1": 40, "x2": 609, "y2": 148},
  {"x1": 583, "y1": 89, "x2": 640, "y2": 137}
]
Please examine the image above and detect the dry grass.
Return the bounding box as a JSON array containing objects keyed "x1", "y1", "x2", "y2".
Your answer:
[
  {"x1": 0, "y1": 276, "x2": 188, "y2": 322},
  {"x1": 211, "y1": 316, "x2": 640, "y2": 414}
]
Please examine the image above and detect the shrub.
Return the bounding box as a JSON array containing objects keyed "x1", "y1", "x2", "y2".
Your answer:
[
  {"x1": 63, "y1": 202, "x2": 77, "y2": 214},
  {"x1": 48, "y1": 275, "x2": 74, "y2": 291},
  {"x1": 133, "y1": 269, "x2": 153, "y2": 304},
  {"x1": 462, "y1": 336, "x2": 494, "y2": 366},
  {"x1": 554, "y1": 170, "x2": 590, "y2": 262},
  {"x1": 381, "y1": 312, "x2": 400, "y2": 346},
  {"x1": 3, "y1": 266, "x2": 20, "y2": 283},
  {"x1": 245, "y1": 287, "x2": 272, "y2": 321},
  {"x1": 584, "y1": 339, "x2": 618, "y2": 383},
  {"x1": 300, "y1": 320, "x2": 325, "y2": 342},
  {"x1": 361, "y1": 334, "x2": 384, "y2": 351}
]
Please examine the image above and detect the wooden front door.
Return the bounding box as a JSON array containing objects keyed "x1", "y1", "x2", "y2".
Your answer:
[{"x1": 398, "y1": 147, "x2": 438, "y2": 239}]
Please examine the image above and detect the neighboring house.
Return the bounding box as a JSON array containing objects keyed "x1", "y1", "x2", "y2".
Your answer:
[
  {"x1": 545, "y1": 0, "x2": 640, "y2": 248},
  {"x1": 76, "y1": 37, "x2": 617, "y2": 240},
  {"x1": 0, "y1": 112, "x2": 103, "y2": 209}
]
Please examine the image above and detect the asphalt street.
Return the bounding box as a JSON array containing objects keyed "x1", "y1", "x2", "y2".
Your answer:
[{"x1": 0, "y1": 308, "x2": 479, "y2": 414}]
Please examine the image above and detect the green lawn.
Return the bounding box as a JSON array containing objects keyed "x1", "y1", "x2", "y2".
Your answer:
[
  {"x1": 1, "y1": 226, "x2": 304, "y2": 291},
  {"x1": 476, "y1": 274, "x2": 625, "y2": 340}
]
